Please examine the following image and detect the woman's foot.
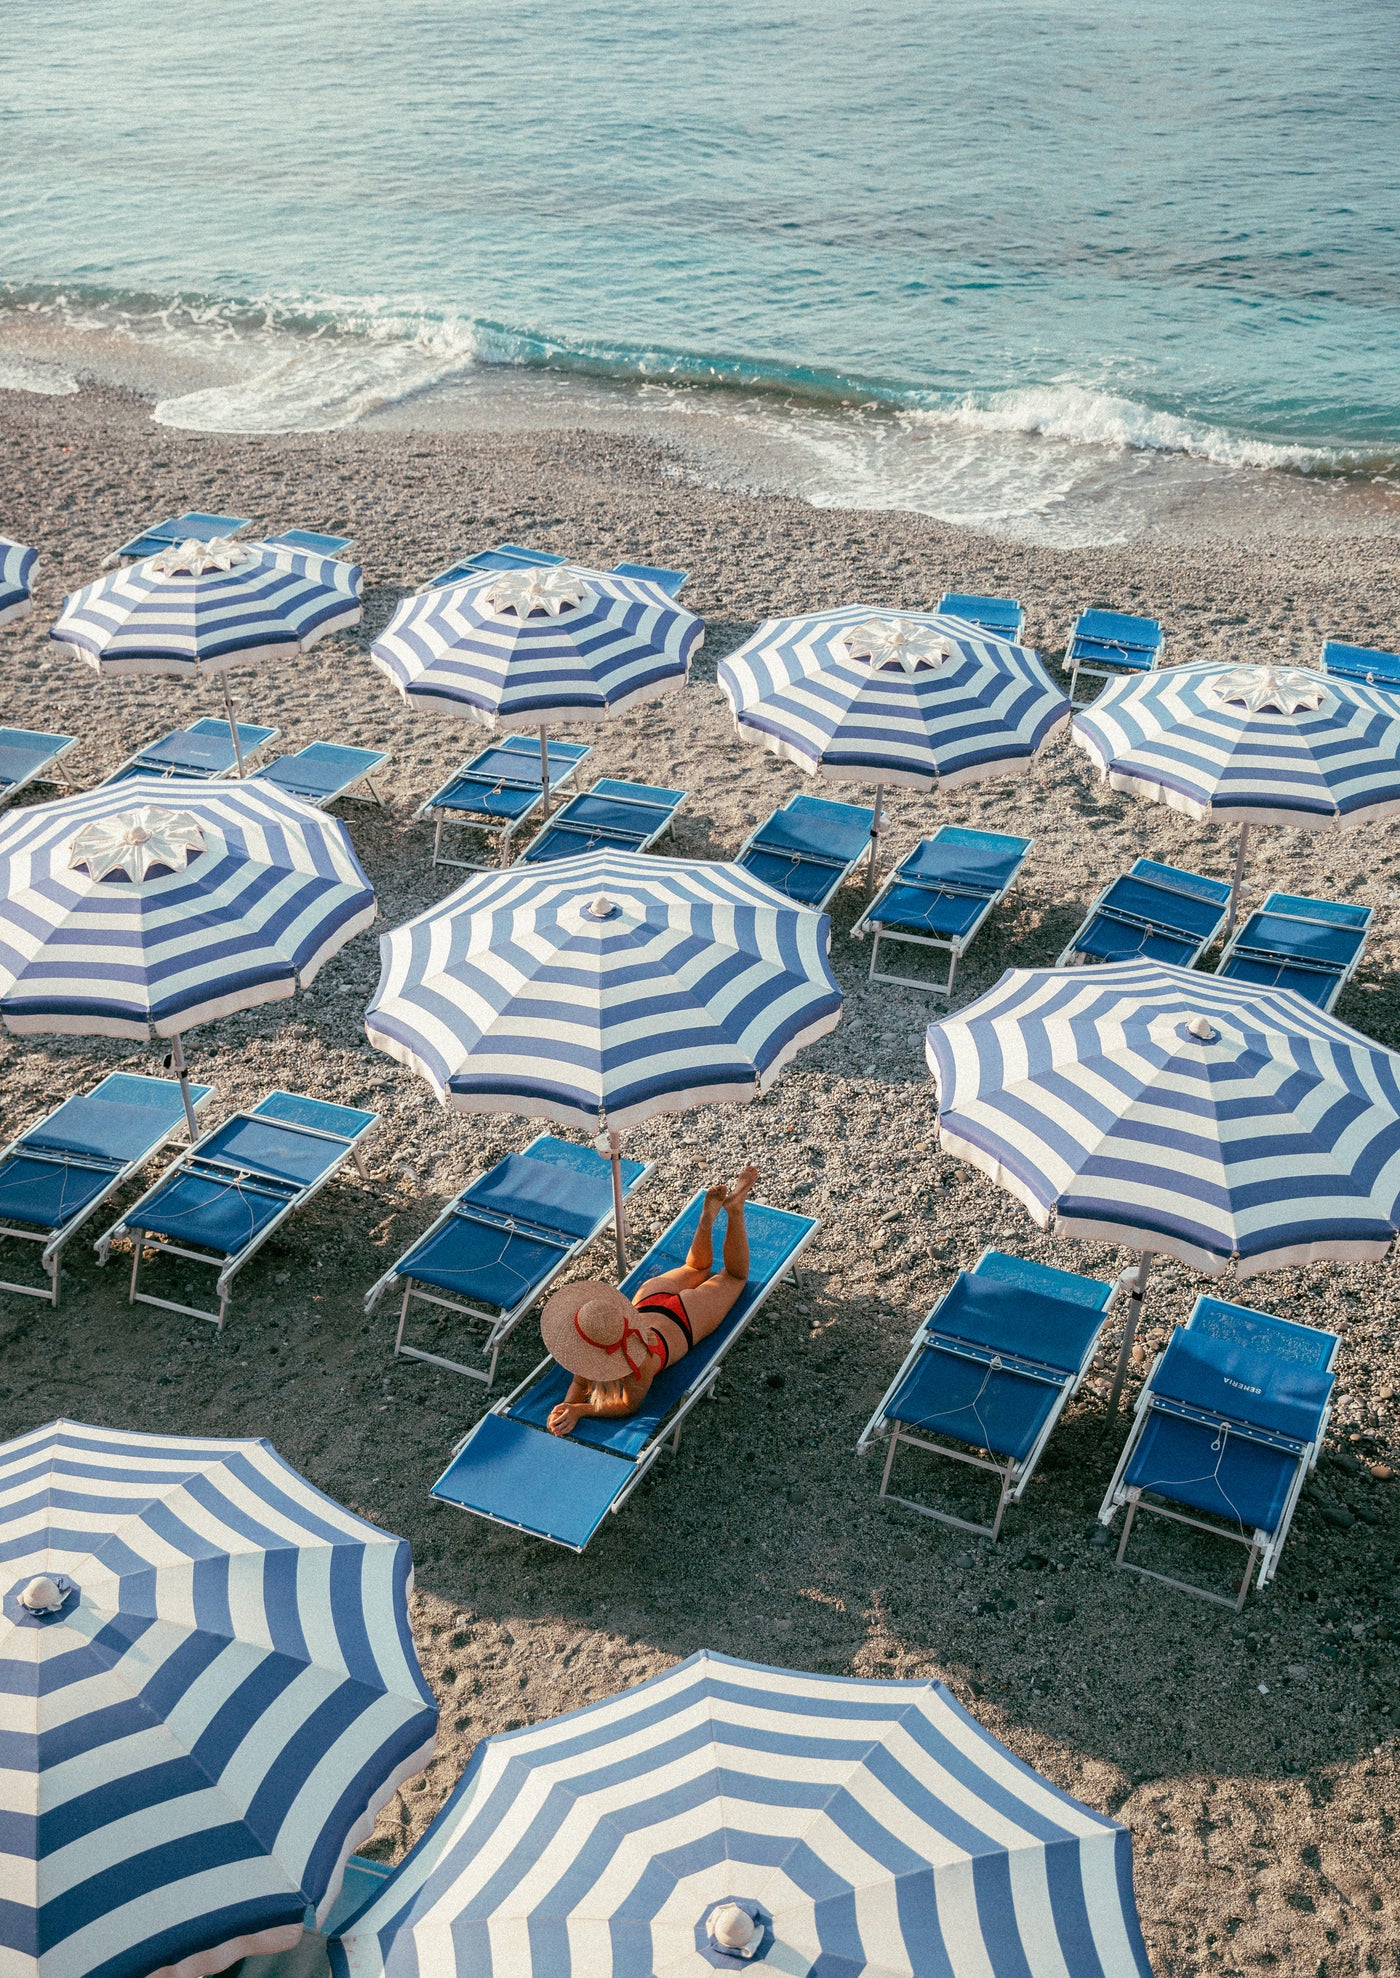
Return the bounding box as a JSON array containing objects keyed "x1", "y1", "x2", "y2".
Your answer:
[
  {"x1": 701, "y1": 1182, "x2": 727, "y2": 1219},
  {"x1": 722, "y1": 1163, "x2": 758, "y2": 1210}
]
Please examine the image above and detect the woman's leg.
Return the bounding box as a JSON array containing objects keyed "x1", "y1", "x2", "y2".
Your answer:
[
  {"x1": 634, "y1": 1183, "x2": 725, "y2": 1299},
  {"x1": 678, "y1": 1167, "x2": 758, "y2": 1344}
]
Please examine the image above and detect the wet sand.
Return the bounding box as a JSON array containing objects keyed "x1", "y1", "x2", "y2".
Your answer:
[{"x1": 1, "y1": 383, "x2": 1398, "y2": 1975}]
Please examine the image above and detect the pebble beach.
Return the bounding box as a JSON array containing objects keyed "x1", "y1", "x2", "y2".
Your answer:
[{"x1": 2, "y1": 382, "x2": 1399, "y2": 1976}]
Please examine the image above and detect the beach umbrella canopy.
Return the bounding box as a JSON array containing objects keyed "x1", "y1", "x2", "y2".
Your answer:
[
  {"x1": 364, "y1": 849, "x2": 840, "y2": 1265},
  {"x1": 0, "y1": 534, "x2": 38, "y2": 627},
  {"x1": 718, "y1": 605, "x2": 1069, "y2": 790},
  {"x1": 926, "y1": 957, "x2": 1400, "y2": 1404},
  {"x1": 1072, "y1": 659, "x2": 1400, "y2": 931},
  {"x1": 329, "y1": 1649, "x2": 1153, "y2": 1978},
  {"x1": 0, "y1": 1416, "x2": 438, "y2": 1978},
  {"x1": 0, "y1": 773, "x2": 375, "y2": 1129},
  {"x1": 52, "y1": 536, "x2": 363, "y2": 771}
]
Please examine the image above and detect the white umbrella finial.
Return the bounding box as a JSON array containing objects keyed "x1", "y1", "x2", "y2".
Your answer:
[
  {"x1": 19, "y1": 1575, "x2": 66, "y2": 1614},
  {"x1": 484, "y1": 568, "x2": 590, "y2": 618},
  {"x1": 707, "y1": 1902, "x2": 760, "y2": 1955},
  {"x1": 69, "y1": 805, "x2": 206, "y2": 883},
  {"x1": 147, "y1": 536, "x2": 252, "y2": 579},
  {"x1": 1209, "y1": 664, "x2": 1326, "y2": 715},
  {"x1": 1186, "y1": 1014, "x2": 1217, "y2": 1042},
  {"x1": 843, "y1": 616, "x2": 956, "y2": 673}
]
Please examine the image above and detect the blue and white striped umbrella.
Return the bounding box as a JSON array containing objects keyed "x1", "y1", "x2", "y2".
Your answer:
[
  {"x1": 717, "y1": 605, "x2": 1070, "y2": 790},
  {"x1": 371, "y1": 564, "x2": 702, "y2": 729},
  {"x1": 365, "y1": 850, "x2": 840, "y2": 1130},
  {"x1": 0, "y1": 1417, "x2": 437, "y2": 1978},
  {"x1": 0, "y1": 773, "x2": 376, "y2": 1039},
  {"x1": 0, "y1": 535, "x2": 38, "y2": 627},
  {"x1": 1073, "y1": 659, "x2": 1400, "y2": 826},
  {"x1": 926, "y1": 958, "x2": 1400, "y2": 1275},
  {"x1": 51, "y1": 536, "x2": 363, "y2": 676},
  {"x1": 330, "y1": 1650, "x2": 1153, "y2": 1978}
]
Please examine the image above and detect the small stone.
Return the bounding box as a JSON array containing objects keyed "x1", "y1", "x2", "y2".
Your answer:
[
  {"x1": 765, "y1": 1372, "x2": 785, "y2": 1390},
  {"x1": 1320, "y1": 1505, "x2": 1355, "y2": 1530},
  {"x1": 1051, "y1": 1603, "x2": 1077, "y2": 1624},
  {"x1": 1371, "y1": 1463, "x2": 1395, "y2": 1482}
]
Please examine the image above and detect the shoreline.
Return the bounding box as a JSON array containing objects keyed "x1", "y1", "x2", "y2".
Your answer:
[{"x1": 2, "y1": 382, "x2": 1399, "y2": 1975}]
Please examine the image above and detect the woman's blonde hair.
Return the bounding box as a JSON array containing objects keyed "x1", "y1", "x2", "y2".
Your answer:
[{"x1": 588, "y1": 1378, "x2": 630, "y2": 1407}]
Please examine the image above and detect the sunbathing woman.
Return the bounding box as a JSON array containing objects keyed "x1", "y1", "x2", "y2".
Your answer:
[{"x1": 541, "y1": 1165, "x2": 758, "y2": 1436}]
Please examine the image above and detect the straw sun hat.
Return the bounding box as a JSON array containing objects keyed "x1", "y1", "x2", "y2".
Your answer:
[{"x1": 540, "y1": 1279, "x2": 656, "y2": 1383}]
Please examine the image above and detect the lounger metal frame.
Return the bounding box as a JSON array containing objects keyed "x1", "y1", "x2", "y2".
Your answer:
[
  {"x1": 1217, "y1": 892, "x2": 1371, "y2": 1014},
  {"x1": 95, "y1": 1102, "x2": 376, "y2": 1330},
  {"x1": 0, "y1": 1077, "x2": 211, "y2": 1306},
  {"x1": 252, "y1": 742, "x2": 388, "y2": 808},
  {"x1": 735, "y1": 799, "x2": 875, "y2": 912},
  {"x1": 417, "y1": 737, "x2": 593, "y2": 870},
  {"x1": 516, "y1": 779, "x2": 686, "y2": 864},
  {"x1": 443, "y1": 1210, "x2": 820, "y2": 1551},
  {"x1": 857, "y1": 1254, "x2": 1118, "y2": 1542},
  {"x1": 1098, "y1": 1324, "x2": 1336, "y2": 1610},
  {"x1": 0, "y1": 728, "x2": 79, "y2": 805},
  {"x1": 364, "y1": 1136, "x2": 657, "y2": 1387},
  {"x1": 1056, "y1": 859, "x2": 1229, "y2": 968},
  {"x1": 1064, "y1": 610, "x2": 1166, "y2": 703},
  {"x1": 850, "y1": 831, "x2": 1031, "y2": 996},
  {"x1": 102, "y1": 717, "x2": 280, "y2": 787}
]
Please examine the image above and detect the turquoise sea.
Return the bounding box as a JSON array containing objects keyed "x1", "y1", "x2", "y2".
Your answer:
[{"x1": 3, "y1": 0, "x2": 1399, "y2": 539}]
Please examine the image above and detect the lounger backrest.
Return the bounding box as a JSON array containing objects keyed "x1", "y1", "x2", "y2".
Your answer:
[
  {"x1": 1321, "y1": 639, "x2": 1400, "y2": 687},
  {"x1": 904, "y1": 827, "x2": 1030, "y2": 890},
  {"x1": 1187, "y1": 1296, "x2": 1338, "y2": 1373},
  {"x1": 1097, "y1": 874, "x2": 1225, "y2": 939},
  {"x1": 0, "y1": 731, "x2": 73, "y2": 788},
  {"x1": 611, "y1": 561, "x2": 688, "y2": 596},
  {"x1": 259, "y1": 743, "x2": 385, "y2": 797},
  {"x1": 520, "y1": 1132, "x2": 648, "y2": 1193},
  {"x1": 1234, "y1": 910, "x2": 1366, "y2": 966},
  {"x1": 264, "y1": 530, "x2": 354, "y2": 555},
  {"x1": 22, "y1": 1074, "x2": 211, "y2": 1162},
  {"x1": 754, "y1": 794, "x2": 874, "y2": 860},
  {"x1": 972, "y1": 1247, "x2": 1113, "y2": 1308},
  {"x1": 930, "y1": 1271, "x2": 1108, "y2": 1374},
  {"x1": 465, "y1": 1150, "x2": 615, "y2": 1241},
  {"x1": 590, "y1": 778, "x2": 686, "y2": 808},
  {"x1": 937, "y1": 593, "x2": 1023, "y2": 635},
  {"x1": 119, "y1": 512, "x2": 251, "y2": 558},
  {"x1": 254, "y1": 1091, "x2": 377, "y2": 1139},
  {"x1": 1260, "y1": 891, "x2": 1372, "y2": 931},
  {"x1": 1127, "y1": 859, "x2": 1230, "y2": 906},
  {"x1": 1073, "y1": 610, "x2": 1162, "y2": 651},
  {"x1": 1151, "y1": 1329, "x2": 1332, "y2": 1443}
]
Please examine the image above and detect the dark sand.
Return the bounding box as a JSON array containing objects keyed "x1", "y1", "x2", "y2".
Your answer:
[{"x1": 1, "y1": 384, "x2": 1398, "y2": 1975}]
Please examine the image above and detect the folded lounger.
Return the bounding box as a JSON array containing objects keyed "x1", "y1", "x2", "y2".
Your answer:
[
  {"x1": 95, "y1": 1091, "x2": 377, "y2": 1329},
  {"x1": 0, "y1": 727, "x2": 78, "y2": 805},
  {"x1": 262, "y1": 529, "x2": 355, "y2": 556},
  {"x1": 250, "y1": 741, "x2": 388, "y2": 808},
  {"x1": 1320, "y1": 637, "x2": 1400, "y2": 693},
  {"x1": 425, "y1": 543, "x2": 689, "y2": 596},
  {"x1": 936, "y1": 592, "x2": 1026, "y2": 642},
  {"x1": 364, "y1": 1133, "x2": 654, "y2": 1386},
  {"x1": 1097, "y1": 1296, "x2": 1337, "y2": 1608},
  {"x1": 1057, "y1": 857, "x2": 1230, "y2": 967},
  {"x1": 430, "y1": 1194, "x2": 820, "y2": 1550},
  {"x1": 0, "y1": 1073, "x2": 212, "y2": 1306},
  {"x1": 1064, "y1": 608, "x2": 1165, "y2": 701},
  {"x1": 102, "y1": 717, "x2": 280, "y2": 786},
  {"x1": 417, "y1": 735, "x2": 593, "y2": 869},
  {"x1": 516, "y1": 778, "x2": 686, "y2": 865},
  {"x1": 1217, "y1": 892, "x2": 1372, "y2": 1012},
  {"x1": 111, "y1": 510, "x2": 253, "y2": 562},
  {"x1": 736, "y1": 794, "x2": 876, "y2": 909},
  {"x1": 857, "y1": 1250, "x2": 1116, "y2": 1541},
  {"x1": 850, "y1": 826, "x2": 1031, "y2": 995}
]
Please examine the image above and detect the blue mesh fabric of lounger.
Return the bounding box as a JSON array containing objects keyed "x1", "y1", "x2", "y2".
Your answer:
[
  {"x1": 1220, "y1": 957, "x2": 1340, "y2": 1004},
  {"x1": 900, "y1": 829, "x2": 1027, "y2": 891},
  {"x1": 1071, "y1": 610, "x2": 1162, "y2": 667},
  {"x1": 1232, "y1": 909, "x2": 1365, "y2": 970},
  {"x1": 923, "y1": 1272, "x2": 1109, "y2": 1373},
  {"x1": 431, "y1": 739, "x2": 590, "y2": 819},
  {"x1": 887, "y1": 1347, "x2": 1063, "y2": 1462},
  {"x1": 0, "y1": 1076, "x2": 209, "y2": 1229},
  {"x1": 521, "y1": 782, "x2": 683, "y2": 861},
  {"x1": 742, "y1": 797, "x2": 872, "y2": 904},
  {"x1": 124, "y1": 1106, "x2": 367, "y2": 1248},
  {"x1": 254, "y1": 743, "x2": 383, "y2": 802},
  {"x1": 874, "y1": 881, "x2": 989, "y2": 939},
  {"x1": 0, "y1": 731, "x2": 72, "y2": 792},
  {"x1": 1149, "y1": 1330, "x2": 1332, "y2": 1443},
  {"x1": 511, "y1": 1200, "x2": 815, "y2": 1458},
  {"x1": 1190, "y1": 1296, "x2": 1337, "y2": 1371},
  {"x1": 1124, "y1": 1413, "x2": 1302, "y2": 1533},
  {"x1": 937, "y1": 592, "x2": 1023, "y2": 636},
  {"x1": 433, "y1": 1414, "x2": 632, "y2": 1548},
  {"x1": 973, "y1": 1248, "x2": 1114, "y2": 1307},
  {"x1": 1323, "y1": 640, "x2": 1400, "y2": 690}
]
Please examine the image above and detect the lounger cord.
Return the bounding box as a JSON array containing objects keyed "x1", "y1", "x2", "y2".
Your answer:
[
  {"x1": 442, "y1": 1216, "x2": 546, "y2": 1301},
  {"x1": 910, "y1": 1353, "x2": 1003, "y2": 1453},
  {"x1": 1136, "y1": 1419, "x2": 1250, "y2": 1532}
]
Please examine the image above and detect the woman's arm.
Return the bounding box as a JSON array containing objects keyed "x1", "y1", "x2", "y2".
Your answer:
[{"x1": 547, "y1": 1363, "x2": 655, "y2": 1435}]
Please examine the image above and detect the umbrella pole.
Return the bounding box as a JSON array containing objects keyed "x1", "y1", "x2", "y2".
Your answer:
[
  {"x1": 607, "y1": 1128, "x2": 628, "y2": 1278},
  {"x1": 1106, "y1": 1250, "x2": 1152, "y2": 1423},
  {"x1": 866, "y1": 784, "x2": 884, "y2": 897},
  {"x1": 539, "y1": 725, "x2": 551, "y2": 820},
  {"x1": 1222, "y1": 823, "x2": 1250, "y2": 942},
  {"x1": 219, "y1": 676, "x2": 246, "y2": 779},
  {"x1": 166, "y1": 1033, "x2": 200, "y2": 1141}
]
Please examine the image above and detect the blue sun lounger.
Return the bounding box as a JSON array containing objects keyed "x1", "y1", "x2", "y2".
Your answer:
[
  {"x1": 95, "y1": 1091, "x2": 377, "y2": 1329},
  {"x1": 110, "y1": 510, "x2": 253, "y2": 563},
  {"x1": 517, "y1": 778, "x2": 686, "y2": 865},
  {"x1": 850, "y1": 827, "x2": 1031, "y2": 995},
  {"x1": 736, "y1": 794, "x2": 876, "y2": 909},
  {"x1": 417, "y1": 736, "x2": 593, "y2": 869},
  {"x1": 263, "y1": 529, "x2": 356, "y2": 557},
  {"x1": 1320, "y1": 638, "x2": 1400, "y2": 693},
  {"x1": 0, "y1": 1073, "x2": 212, "y2": 1306},
  {"x1": 251, "y1": 742, "x2": 388, "y2": 808},
  {"x1": 426, "y1": 543, "x2": 689, "y2": 596},
  {"x1": 1098, "y1": 1296, "x2": 1337, "y2": 1608},
  {"x1": 364, "y1": 1134, "x2": 654, "y2": 1386},
  {"x1": 1217, "y1": 892, "x2": 1372, "y2": 1012},
  {"x1": 103, "y1": 717, "x2": 280, "y2": 786},
  {"x1": 1064, "y1": 608, "x2": 1165, "y2": 701},
  {"x1": 430, "y1": 1195, "x2": 820, "y2": 1550},
  {"x1": 1058, "y1": 858, "x2": 1230, "y2": 967},
  {"x1": 937, "y1": 592, "x2": 1026, "y2": 642},
  {"x1": 857, "y1": 1250, "x2": 1117, "y2": 1542},
  {"x1": 0, "y1": 727, "x2": 78, "y2": 805}
]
